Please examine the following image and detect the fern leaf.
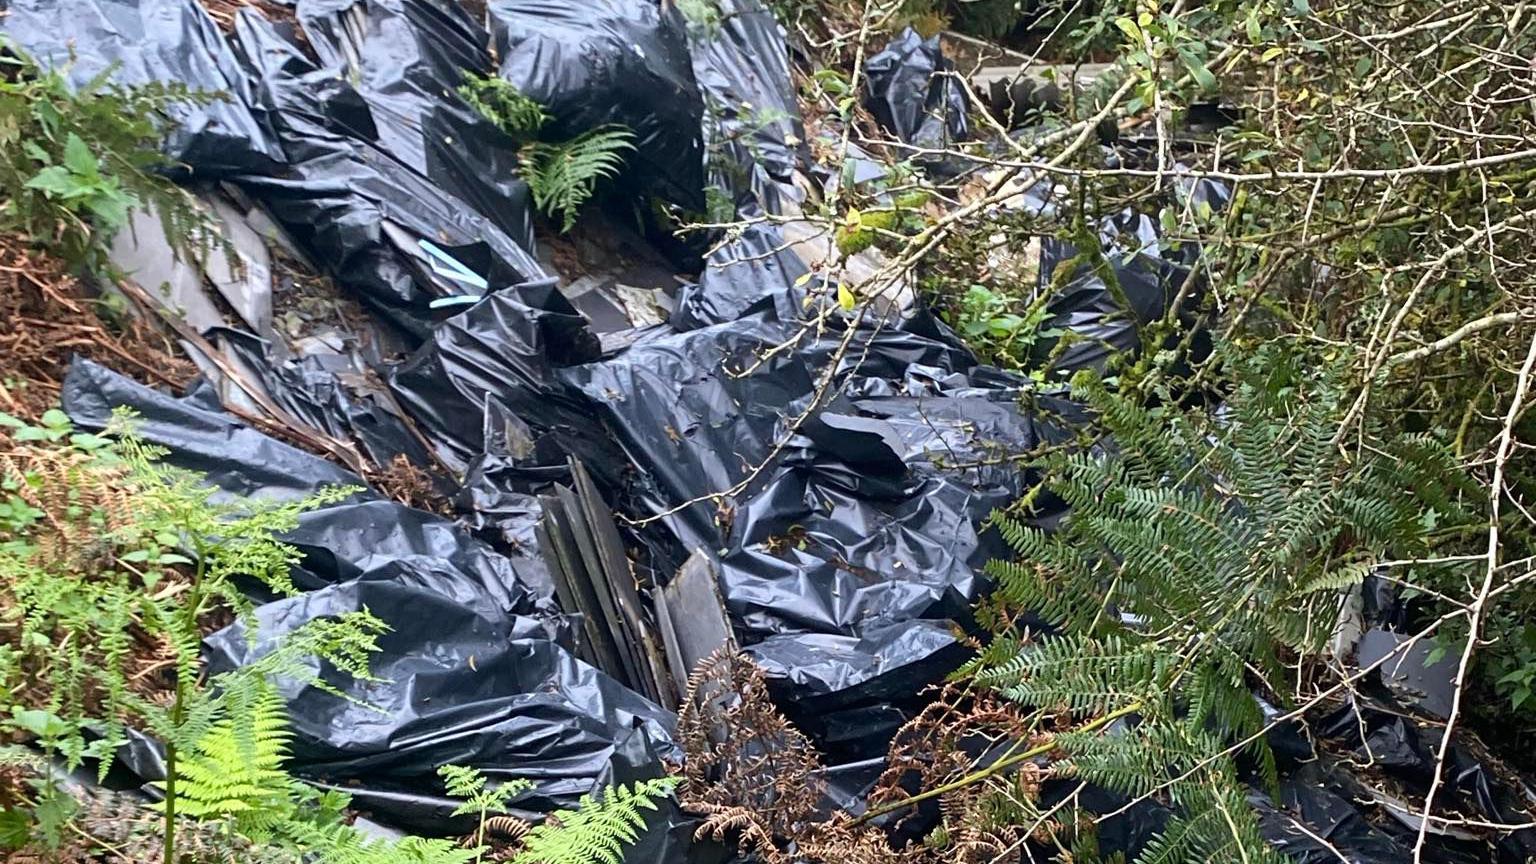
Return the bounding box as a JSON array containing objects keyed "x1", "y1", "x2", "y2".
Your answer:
[
  {"x1": 512, "y1": 778, "x2": 677, "y2": 864},
  {"x1": 524, "y1": 126, "x2": 636, "y2": 232}
]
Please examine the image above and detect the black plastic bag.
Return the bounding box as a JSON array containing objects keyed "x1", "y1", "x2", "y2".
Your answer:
[
  {"x1": 670, "y1": 223, "x2": 810, "y2": 331},
  {"x1": 228, "y1": 10, "x2": 545, "y2": 339},
  {"x1": 295, "y1": 0, "x2": 539, "y2": 253},
  {"x1": 61, "y1": 359, "x2": 683, "y2": 836},
  {"x1": 864, "y1": 28, "x2": 970, "y2": 152},
  {"x1": 385, "y1": 282, "x2": 629, "y2": 503},
  {"x1": 685, "y1": 0, "x2": 804, "y2": 217},
  {"x1": 563, "y1": 302, "x2": 1075, "y2": 759},
  {"x1": 212, "y1": 328, "x2": 434, "y2": 470},
  {"x1": 63, "y1": 356, "x2": 361, "y2": 500},
  {"x1": 0, "y1": 0, "x2": 287, "y2": 175},
  {"x1": 1033, "y1": 172, "x2": 1231, "y2": 377},
  {"x1": 487, "y1": 0, "x2": 706, "y2": 212}
]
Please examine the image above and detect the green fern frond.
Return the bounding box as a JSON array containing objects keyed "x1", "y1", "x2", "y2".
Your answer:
[
  {"x1": 523, "y1": 126, "x2": 636, "y2": 232},
  {"x1": 512, "y1": 777, "x2": 677, "y2": 864},
  {"x1": 974, "y1": 634, "x2": 1167, "y2": 715},
  {"x1": 154, "y1": 687, "x2": 293, "y2": 838},
  {"x1": 458, "y1": 72, "x2": 549, "y2": 140},
  {"x1": 1134, "y1": 784, "x2": 1287, "y2": 864}
]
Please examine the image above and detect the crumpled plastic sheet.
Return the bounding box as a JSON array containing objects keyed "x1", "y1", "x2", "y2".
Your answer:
[
  {"x1": 63, "y1": 356, "x2": 360, "y2": 501},
  {"x1": 59, "y1": 359, "x2": 685, "y2": 836},
  {"x1": 385, "y1": 282, "x2": 636, "y2": 542},
  {"x1": 1031, "y1": 171, "x2": 1232, "y2": 377},
  {"x1": 212, "y1": 328, "x2": 434, "y2": 471},
  {"x1": 293, "y1": 0, "x2": 538, "y2": 255},
  {"x1": 1312, "y1": 696, "x2": 1536, "y2": 861},
  {"x1": 864, "y1": 28, "x2": 970, "y2": 154},
  {"x1": 670, "y1": 222, "x2": 810, "y2": 331},
  {"x1": 487, "y1": 0, "x2": 706, "y2": 212},
  {"x1": 685, "y1": 0, "x2": 804, "y2": 218},
  {"x1": 562, "y1": 300, "x2": 1079, "y2": 762},
  {"x1": 228, "y1": 7, "x2": 546, "y2": 338},
  {"x1": 0, "y1": 0, "x2": 287, "y2": 175},
  {"x1": 0, "y1": 0, "x2": 545, "y2": 340}
]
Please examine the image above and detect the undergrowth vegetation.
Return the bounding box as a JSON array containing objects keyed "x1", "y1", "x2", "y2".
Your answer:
[
  {"x1": 684, "y1": 0, "x2": 1536, "y2": 858},
  {"x1": 458, "y1": 72, "x2": 636, "y2": 232},
  {"x1": 0, "y1": 410, "x2": 677, "y2": 863},
  {"x1": 0, "y1": 46, "x2": 206, "y2": 272}
]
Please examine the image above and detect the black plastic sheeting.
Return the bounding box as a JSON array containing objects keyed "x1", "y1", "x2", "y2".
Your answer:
[
  {"x1": 26, "y1": 2, "x2": 1536, "y2": 861},
  {"x1": 59, "y1": 358, "x2": 687, "y2": 840},
  {"x1": 562, "y1": 297, "x2": 1082, "y2": 762},
  {"x1": 0, "y1": 0, "x2": 288, "y2": 176},
  {"x1": 212, "y1": 328, "x2": 435, "y2": 471},
  {"x1": 685, "y1": 0, "x2": 804, "y2": 218},
  {"x1": 670, "y1": 222, "x2": 811, "y2": 331},
  {"x1": 382, "y1": 282, "x2": 642, "y2": 557},
  {"x1": 488, "y1": 0, "x2": 706, "y2": 212},
  {"x1": 864, "y1": 28, "x2": 970, "y2": 154},
  {"x1": 228, "y1": 5, "x2": 546, "y2": 338},
  {"x1": 0, "y1": 0, "x2": 546, "y2": 339},
  {"x1": 1033, "y1": 171, "x2": 1231, "y2": 377}
]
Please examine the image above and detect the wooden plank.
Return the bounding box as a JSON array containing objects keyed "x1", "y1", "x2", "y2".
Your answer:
[
  {"x1": 538, "y1": 493, "x2": 628, "y2": 682},
  {"x1": 555, "y1": 482, "x2": 647, "y2": 692},
  {"x1": 659, "y1": 549, "x2": 736, "y2": 674},
  {"x1": 651, "y1": 586, "x2": 691, "y2": 699},
  {"x1": 569, "y1": 460, "x2": 673, "y2": 707},
  {"x1": 533, "y1": 518, "x2": 596, "y2": 667}
]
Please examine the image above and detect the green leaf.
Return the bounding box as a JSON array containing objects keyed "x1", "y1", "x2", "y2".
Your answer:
[
  {"x1": 23, "y1": 165, "x2": 79, "y2": 198},
  {"x1": 68, "y1": 433, "x2": 110, "y2": 451},
  {"x1": 1180, "y1": 51, "x2": 1217, "y2": 91},
  {"x1": 9, "y1": 708, "x2": 70, "y2": 739},
  {"x1": 1260, "y1": 46, "x2": 1284, "y2": 62},
  {"x1": 0, "y1": 809, "x2": 29, "y2": 851},
  {"x1": 837, "y1": 283, "x2": 856, "y2": 311},
  {"x1": 22, "y1": 141, "x2": 51, "y2": 164},
  {"x1": 1245, "y1": 9, "x2": 1262, "y2": 43},
  {"x1": 1114, "y1": 16, "x2": 1142, "y2": 42},
  {"x1": 61, "y1": 132, "x2": 98, "y2": 177}
]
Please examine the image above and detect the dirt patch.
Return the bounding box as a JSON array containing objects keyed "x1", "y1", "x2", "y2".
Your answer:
[{"x1": 0, "y1": 235, "x2": 197, "y2": 420}]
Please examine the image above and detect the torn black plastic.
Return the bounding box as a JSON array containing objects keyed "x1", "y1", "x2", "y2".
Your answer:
[
  {"x1": 227, "y1": 9, "x2": 544, "y2": 339},
  {"x1": 487, "y1": 0, "x2": 706, "y2": 212},
  {"x1": 0, "y1": 0, "x2": 288, "y2": 175},
  {"x1": 864, "y1": 28, "x2": 971, "y2": 156}
]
